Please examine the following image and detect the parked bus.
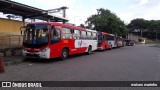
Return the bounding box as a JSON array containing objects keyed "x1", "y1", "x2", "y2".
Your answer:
[
  {"x1": 21, "y1": 22, "x2": 97, "y2": 59},
  {"x1": 116, "y1": 36, "x2": 123, "y2": 47},
  {"x1": 106, "y1": 34, "x2": 117, "y2": 49},
  {"x1": 97, "y1": 32, "x2": 111, "y2": 50}
]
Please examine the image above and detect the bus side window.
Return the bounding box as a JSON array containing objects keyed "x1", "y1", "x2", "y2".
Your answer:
[
  {"x1": 87, "y1": 32, "x2": 92, "y2": 40},
  {"x1": 104, "y1": 35, "x2": 107, "y2": 40},
  {"x1": 91, "y1": 32, "x2": 93, "y2": 40},
  {"x1": 62, "y1": 27, "x2": 72, "y2": 39},
  {"x1": 107, "y1": 35, "x2": 114, "y2": 40},
  {"x1": 81, "y1": 31, "x2": 87, "y2": 39},
  {"x1": 73, "y1": 29, "x2": 80, "y2": 39},
  {"x1": 112, "y1": 36, "x2": 114, "y2": 40},
  {"x1": 93, "y1": 32, "x2": 97, "y2": 40}
]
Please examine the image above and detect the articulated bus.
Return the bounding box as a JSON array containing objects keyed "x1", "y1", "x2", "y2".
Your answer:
[
  {"x1": 21, "y1": 22, "x2": 97, "y2": 59},
  {"x1": 97, "y1": 32, "x2": 111, "y2": 50}
]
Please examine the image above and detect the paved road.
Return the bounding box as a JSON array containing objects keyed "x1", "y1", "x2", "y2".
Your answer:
[{"x1": 0, "y1": 44, "x2": 160, "y2": 90}]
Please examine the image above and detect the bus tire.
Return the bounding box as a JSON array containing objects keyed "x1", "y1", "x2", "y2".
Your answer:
[
  {"x1": 86, "y1": 46, "x2": 92, "y2": 55},
  {"x1": 61, "y1": 48, "x2": 69, "y2": 60}
]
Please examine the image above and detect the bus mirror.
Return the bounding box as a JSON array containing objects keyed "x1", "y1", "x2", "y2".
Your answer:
[
  {"x1": 21, "y1": 31, "x2": 22, "y2": 35},
  {"x1": 20, "y1": 26, "x2": 27, "y2": 35}
]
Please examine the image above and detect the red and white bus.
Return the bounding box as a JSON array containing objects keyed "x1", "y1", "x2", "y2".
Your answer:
[
  {"x1": 116, "y1": 36, "x2": 123, "y2": 47},
  {"x1": 97, "y1": 32, "x2": 111, "y2": 50},
  {"x1": 106, "y1": 34, "x2": 117, "y2": 49},
  {"x1": 21, "y1": 22, "x2": 98, "y2": 59}
]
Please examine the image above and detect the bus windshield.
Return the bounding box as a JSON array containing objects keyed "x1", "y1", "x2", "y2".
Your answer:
[{"x1": 23, "y1": 24, "x2": 50, "y2": 48}]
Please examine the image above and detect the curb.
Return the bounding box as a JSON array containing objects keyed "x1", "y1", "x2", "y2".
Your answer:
[
  {"x1": 149, "y1": 45, "x2": 160, "y2": 48},
  {"x1": 4, "y1": 59, "x2": 25, "y2": 66}
]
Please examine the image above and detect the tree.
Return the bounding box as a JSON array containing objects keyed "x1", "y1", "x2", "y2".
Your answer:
[
  {"x1": 128, "y1": 18, "x2": 160, "y2": 40},
  {"x1": 79, "y1": 24, "x2": 85, "y2": 28},
  {"x1": 147, "y1": 20, "x2": 160, "y2": 40},
  {"x1": 147, "y1": 20, "x2": 160, "y2": 31},
  {"x1": 128, "y1": 18, "x2": 147, "y2": 37},
  {"x1": 85, "y1": 8, "x2": 128, "y2": 36}
]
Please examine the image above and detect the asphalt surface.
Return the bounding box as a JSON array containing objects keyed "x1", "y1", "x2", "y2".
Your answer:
[{"x1": 0, "y1": 44, "x2": 160, "y2": 90}]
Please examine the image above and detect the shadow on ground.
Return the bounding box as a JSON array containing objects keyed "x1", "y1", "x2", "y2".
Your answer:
[
  {"x1": 23, "y1": 53, "x2": 90, "y2": 64},
  {"x1": 22, "y1": 47, "x2": 122, "y2": 64}
]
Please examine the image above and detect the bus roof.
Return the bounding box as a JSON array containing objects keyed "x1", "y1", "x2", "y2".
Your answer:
[
  {"x1": 102, "y1": 32, "x2": 110, "y2": 35},
  {"x1": 86, "y1": 29, "x2": 97, "y2": 33},
  {"x1": 98, "y1": 31, "x2": 110, "y2": 35},
  {"x1": 27, "y1": 22, "x2": 86, "y2": 31},
  {"x1": 110, "y1": 34, "x2": 115, "y2": 36}
]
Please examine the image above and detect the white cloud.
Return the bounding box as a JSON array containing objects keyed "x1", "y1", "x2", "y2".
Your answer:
[
  {"x1": 34, "y1": 0, "x2": 75, "y2": 9},
  {"x1": 33, "y1": 0, "x2": 89, "y2": 25},
  {"x1": 4, "y1": 0, "x2": 160, "y2": 24},
  {"x1": 117, "y1": 0, "x2": 160, "y2": 23},
  {"x1": 14, "y1": 0, "x2": 84, "y2": 25},
  {"x1": 139, "y1": 0, "x2": 149, "y2": 5}
]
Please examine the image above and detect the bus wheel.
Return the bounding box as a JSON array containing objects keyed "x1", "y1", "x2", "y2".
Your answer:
[
  {"x1": 86, "y1": 46, "x2": 92, "y2": 55},
  {"x1": 61, "y1": 48, "x2": 69, "y2": 60}
]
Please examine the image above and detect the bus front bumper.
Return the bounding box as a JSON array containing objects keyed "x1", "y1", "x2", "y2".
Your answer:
[{"x1": 22, "y1": 49, "x2": 50, "y2": 59}]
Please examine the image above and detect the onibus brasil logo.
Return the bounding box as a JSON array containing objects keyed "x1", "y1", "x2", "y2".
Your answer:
[{"x1": 2, "y1": 82, "x2": 42, "y2": 87}]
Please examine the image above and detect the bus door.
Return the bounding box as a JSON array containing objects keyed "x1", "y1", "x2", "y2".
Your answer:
[{"x1": 49, "y1": 26, "x2": 61, "y2": 58}]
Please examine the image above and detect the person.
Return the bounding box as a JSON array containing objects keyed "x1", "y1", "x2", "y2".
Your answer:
[{"x1": 36, "y1": 29, "x2": 48, "y2": 43}]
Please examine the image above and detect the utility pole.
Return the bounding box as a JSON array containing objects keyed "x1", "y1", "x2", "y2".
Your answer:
[
  {"x1": 47, "y1": 6, "x2": 68, "y2": 18},
  {"x1": 141, "y1": 29, "x2": 143, "y2": 38},
  {"x1": 60, "y1": 6, "x2": 68, "y2": 18},
  {"x1": 156, "y1": 29, "x2": 158, "y2": 44},
  {"x1": 22, "y1": 16, "x2": 25, "y2": 26},
  {"x1": 46, "y1": 6, "x2": 68, "y2": 23}
]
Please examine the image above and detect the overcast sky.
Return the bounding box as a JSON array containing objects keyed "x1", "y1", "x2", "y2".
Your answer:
[{"x1": 5, "y1": 0, "x2": 160, "y2": 25}]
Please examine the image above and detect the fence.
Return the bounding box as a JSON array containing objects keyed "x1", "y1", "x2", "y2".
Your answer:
[{"x1": 0, "y1": 33, "x2": 23, "y2": 57}]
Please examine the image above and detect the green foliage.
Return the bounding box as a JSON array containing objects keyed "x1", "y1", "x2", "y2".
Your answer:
[
  {"x1": 128, "y1": 18, "x2": 160, "y2": 32},
  {"x1": 147, "y1": 20, "x2": 160, "y2": 32},
  {"x1": 85, "y1": 8, "x2": 128, "y2": 36},
  {"x1": 128, "y1": 18, "x2": 160, "y2": 39},
  {"x1": 128, "y1": 18, "x2": 147, "y2": 33},
  {"x1": 79, "y1": 24, "x2": 85, "y2": 28}
]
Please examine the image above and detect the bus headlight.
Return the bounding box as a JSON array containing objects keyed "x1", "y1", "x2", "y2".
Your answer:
[{"x1": 41, "y1": 48, "x2": 49, "y2": 52}]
